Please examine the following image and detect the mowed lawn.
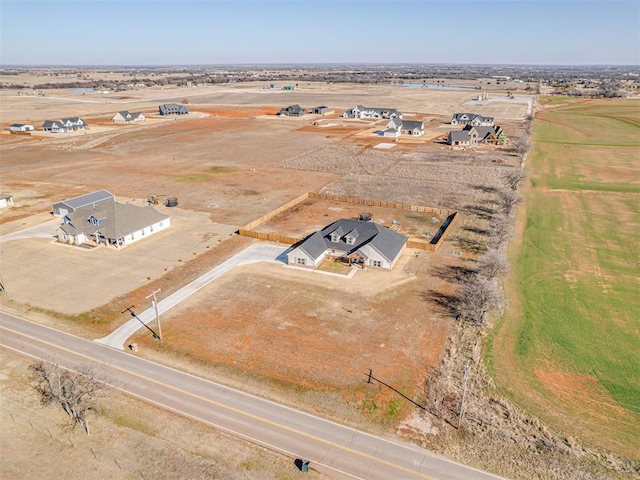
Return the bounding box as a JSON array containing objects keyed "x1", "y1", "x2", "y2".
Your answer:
[{"x1": 490, "y1": 98, "x2": 640, "y2": 458}]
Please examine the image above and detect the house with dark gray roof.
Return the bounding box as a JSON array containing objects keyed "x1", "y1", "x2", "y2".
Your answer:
[
  {"x1": 278, "y1": 104, "x2": 306, "y2": 117},
  {"x1": 57, "y1": 200, "x2": 170, "y2": 248},
  {"x1": 159, "y1": 103, "x2": 189, "y2": 115},
  {"x1": 9, "y1": 124, "x2": 34, "y2": 133},
  {"x1": 382, "y1": 118, "x2": 425, "y2": 137},
  {"x1": 60, "y1": 117, "x2": 87, "y2": 130},
  {"x1": 312, "y1": 106, "x2": 329, "y2": 115},
  {"x1": 451, "y1": 113, "x2": 494, "y2": 126},
  {"x1": 42, "y1": 120, "x2": 66, "y2": 133},
  {"x1": 343, "y1": 105, "x2": 402, "y2": 120},
  {"x1": 52, "y1": 190, "x2": 115, "y2": 217},
  {"x1": 287, "y1": 218, "x2": 407, "y2": 270},
  {"x1": 447, "y1": 125, "x2": 505, "y2": 146}
]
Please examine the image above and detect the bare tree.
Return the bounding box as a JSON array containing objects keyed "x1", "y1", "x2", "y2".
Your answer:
[
  {"x1": 30, "y1": 361, "x2": 104, "y2": 435},
  {"x1": 477, "y1": 248, "x2": 509, "y2": 280},
  {"x1": 503, "y1": 168, "x2": 528, "y2": 191},
  {"x1": 489, "y1": 213, "x2": 514, "y2": 248},
  {"x1": 496, "y1": 188, "x2": 522, "y2": 216},
  {"x1": 456, "y1": 276, "x2": 503, "y2": 326},
  {"x1": 513, "y1": 133, "x2": 531, "y2": 157}
]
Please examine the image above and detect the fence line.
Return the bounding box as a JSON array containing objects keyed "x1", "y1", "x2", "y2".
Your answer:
[
  {"x1": 240, "y1": 192, "x2": 310, "y2": 231},
  {"x1": 238, "y1": 191, "x2": 460, "y2": 251}
]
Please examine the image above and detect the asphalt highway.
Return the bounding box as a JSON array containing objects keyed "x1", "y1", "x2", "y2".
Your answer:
[{"x1": 0, "y1": 312, "x2": 505, "y2": 480}]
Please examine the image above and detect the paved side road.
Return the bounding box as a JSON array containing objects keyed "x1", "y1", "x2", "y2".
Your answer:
[
  {"x1": 95, "y1": 243, "x2": 290, "y2": 349},
  {"x1": 0, "y1": 312, "x2": 505, "y2": 480}
]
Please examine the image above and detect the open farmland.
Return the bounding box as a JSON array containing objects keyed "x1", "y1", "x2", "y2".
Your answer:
[{"x1": 490, "y1": 98, "x2": 640, "y2": 458}]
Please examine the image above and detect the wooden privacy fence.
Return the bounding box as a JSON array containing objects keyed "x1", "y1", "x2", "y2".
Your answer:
[
  {"x1": 240, "y1": 192, "x2": 310, "y2": 231},
  {"x1": 238, "y1": 192, "x2": 460, "y2": 252},
  {"x1": 237, "y1": 229, "x2": 301, "y2": 245},
  {"x1": 308, "y1": 192, "x2": 455, "y2": 217}
]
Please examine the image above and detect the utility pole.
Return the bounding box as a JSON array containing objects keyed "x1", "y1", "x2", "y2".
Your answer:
[
  {"x1": 458, "y1": 360, "x2": 472, "y2": 428},
  {"x1": 146, "y1": 289, "x2": 162, "y2": 341}
]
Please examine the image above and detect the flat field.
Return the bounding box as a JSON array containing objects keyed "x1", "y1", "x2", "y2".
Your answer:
[
  {"x1": 490, "y1": 98, "x2": 640, "y2": 458},
  {"x1": 1, "y1": 81, "x2": 526, "y2": 439}
]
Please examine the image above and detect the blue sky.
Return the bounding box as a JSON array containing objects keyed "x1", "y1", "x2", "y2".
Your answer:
[{"x1": 1, "y1": 0, "x2": 638, "y2": 65}]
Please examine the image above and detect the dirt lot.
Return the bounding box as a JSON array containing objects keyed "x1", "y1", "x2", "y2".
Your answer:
[{"x1": 0, "y1": 203, "x2": 236, "y2": 315}]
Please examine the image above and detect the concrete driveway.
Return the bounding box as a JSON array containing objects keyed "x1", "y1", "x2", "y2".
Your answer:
[
  {"x1": 95, "y1": 243, "x2": 290, "y2": 349},
  {"x1": 0, "y1": 218, "x2": 60, "y2": 243}
]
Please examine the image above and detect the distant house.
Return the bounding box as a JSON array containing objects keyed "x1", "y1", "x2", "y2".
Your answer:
[
  {"x1": 278, "y1": 104, "x2": 306, "y2": 117},
  {"x1": 0, "y1": 194, "x2": 14, "y2": 209},
  {"x1": 447, "y1": 125, "x2": 505, "y2": 146},
  {"x1": 57, "y1": 201, "x2": 170, "y2": 248},
  {"x1": 447, "y1": 130, "x2": 472, "y2": 146},
  {"x1": 42, "y1": 117, "x2": 87, "y2": 133},
  {"x1": 382, "y1": 118, "x2": 425, "y2": 137},
  {"x1": 343, "y1": 105, "x2": 402, "y2": 120},
  {"x1": 159, "y1": 104, "x2": 189, "y2": 115},
  {"x1": 42, "y1": 120, "x2": 66, "y2": 133},
  {"x1": 400, "y1": 120, "x2": 425, "y2": 136},
  {"x1": 52, "y1": 190, "x2": 116, "y2": 217},
  {"x1": 450, "y1": 113, "x2": 494, "y2": 126},
  {"x1": 9, "y1": 124, "x2": 34, "y2": 133},
  {"x1": 60, "y1": 117, "x2": 87, "y2": 130},
  {"x1": 112, "y1": 111, "x2": 146, "y2": 123},
  {"x1": 312, "y1": 106, "x2": 329, "y2": 115},
  {"x1": 287, "y1": 218, "x2": 407, "y2": 270}
]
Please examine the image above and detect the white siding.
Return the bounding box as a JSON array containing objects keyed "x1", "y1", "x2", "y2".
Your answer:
[
  {"x1": 121, "y1": 218, "x2": 171, "y2": 246},
  {"x1": 287, "y1": 247, "x2": 324, "y2": 268}
]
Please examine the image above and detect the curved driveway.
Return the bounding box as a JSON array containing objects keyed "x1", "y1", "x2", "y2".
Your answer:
[{"x1": 95, "y1": 243, "x2": 289, "y2": 349}]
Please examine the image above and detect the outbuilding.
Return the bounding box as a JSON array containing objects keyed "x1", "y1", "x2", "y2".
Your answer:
[{"x1": 9, "y1": 124, "x2": 34, "y2": 133}]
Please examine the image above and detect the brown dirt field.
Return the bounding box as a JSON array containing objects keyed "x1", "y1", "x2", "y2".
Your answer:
[
  {"x1": 131, "y1": 247, "x2": 452, "y2": 426},
  {"x1": 0, "y1": 349, "x2": 329, "y2": 480}
]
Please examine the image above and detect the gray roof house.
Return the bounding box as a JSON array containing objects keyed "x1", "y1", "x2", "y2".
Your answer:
[
  {"x1": 451, "y1": 113, "x2": 494, "y2": 126},
  {"x1": 60, "y1": 117, "x2": 87, "y2": 130},
  {"x1": 287, "y1": 218, "x2": 408, "y2": 270},
  {"x1": 312, "y1": 106, "x2": 329, "y2": 115},
  {"x1": 278, "y1": 104, "x2": 306, "y2": 117},
  {"x1": 343, "y1": 105, "x2": 403, "y2": 120},
  {"x1": 42, "y1": 120, "x2": 66, "y2": 133},
  {"x1": 400, "y1": 120, "x2": 425, "y2": 136},
  {"x1": 159, "y1": 103, "x2": 189, "y2": 115},
  {"x1": 112, "y1": 111, "x2": 146, "y2": 122},
  {"x1": 447, "y1": 125, "x2": 504, "y2": 146},
  {"x1": 57, "y1": 201, "x2": 171, "y2": 249},
  {"x1": 52, "y1": 190, "x2": 115, "y2": 217}
]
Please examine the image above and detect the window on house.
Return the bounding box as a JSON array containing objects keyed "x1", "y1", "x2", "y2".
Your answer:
[
  {"x1": 159, "y1": 222, "x2": 163, "y2": 227},
  {"x1": 330, "y1": 233, "x2": 340, "y2": 243},
  {"x1": 130, "y1": 234, "x2": 134, "y2": 240},
  {"x1": 296, "y1": 258, "x2": 306, "y2": 265},
  {"x1": 150, "y1": 224, "x2": 154, "y2": 232},
  {"x1": 345, "y1": 236, "x2": 355, "y2": 245},
  {"x1": 371, "y1": 260, "x2": 382, "y2": 268}
]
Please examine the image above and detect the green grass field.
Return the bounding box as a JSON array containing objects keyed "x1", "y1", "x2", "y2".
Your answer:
[{"x1": 490, "y1": 98, "x2": 640, "y2": 458}]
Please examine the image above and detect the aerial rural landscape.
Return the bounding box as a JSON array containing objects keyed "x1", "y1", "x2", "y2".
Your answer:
[{"x1": 1, "y1": 2, "x2": 638, "y2": 480}]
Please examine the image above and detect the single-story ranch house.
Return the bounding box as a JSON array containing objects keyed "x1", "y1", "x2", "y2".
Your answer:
[
  {"x1": 450, "y1": 113, "x2": 494, "y2": 126},
  {"x1": 56, "y1": 199, "x2": 170, "y2": 248},
  {"x1": 343, "y1": 106, "x2": 402, "y2": 120},
  {"x1": 447, "y1": 125, "x2": 505, "y2": 146},
  {"x1": 312, "y1": 106, "x2": 329, "y2": 115},
  {"x1": 278, "y1": 104, "x2": 306, "y2": 117},
  {"x1": 112, "y1": 111, "x2": 146, "y2": 122},
  {"x1": 52, "y1": 190, "x2": 115, "y2": 217},
  {"x1": 159, "y1": 103, "x2": 189, "y2": 115},
  {"x1": 42, "y1": 117, "x2": 87, "y2": 133},
  {"x1": 9, "y1": 124, "x2": 34, "y2": 133},
  {"x1": 0, "y1": 193, "x2": 14, "y2": 208},
  {"x1": 287, "y1": 218, "x2": 408, "y2": 270}
]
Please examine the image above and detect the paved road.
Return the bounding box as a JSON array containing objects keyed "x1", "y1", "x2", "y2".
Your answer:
[
  {"x1": 0, "y1": 312, "x2": 504, "y2": 480},
  {"x1": 95, "y1": 243, "x2": 290, "y2": 349}
]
